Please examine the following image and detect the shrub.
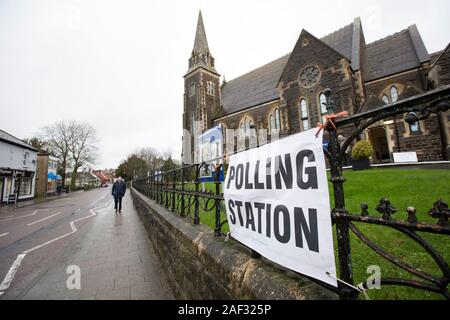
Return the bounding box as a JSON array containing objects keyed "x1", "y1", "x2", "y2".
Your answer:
[{"x1": 352, "y1": 140, "x2": 373, "y2": 160}]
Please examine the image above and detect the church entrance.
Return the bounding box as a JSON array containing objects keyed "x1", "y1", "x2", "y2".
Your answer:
[{"x1": 368, "y1": 126, "x2": 390, "y2": 163}]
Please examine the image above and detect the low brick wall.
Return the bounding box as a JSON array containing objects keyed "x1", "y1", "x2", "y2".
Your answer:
[{"x1": 131, "y1": 187, "x2": 338, "y2": 300}]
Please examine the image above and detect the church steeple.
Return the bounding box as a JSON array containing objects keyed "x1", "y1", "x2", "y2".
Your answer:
[
  {"x1": 187, "y1": 10, "x2": 218, "y2": 75},
  {"x1": 193, "y1": 10, "x2": 210, "y2": 54}
]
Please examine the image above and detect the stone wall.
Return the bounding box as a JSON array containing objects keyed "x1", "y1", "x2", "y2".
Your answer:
[{"x1": 131, "y1": 187, "x2": 338, "y2": 300}]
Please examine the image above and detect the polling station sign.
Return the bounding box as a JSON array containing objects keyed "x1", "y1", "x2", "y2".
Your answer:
[{"x1": 223, "y1": 129, "x2": 337, "y2": 287}]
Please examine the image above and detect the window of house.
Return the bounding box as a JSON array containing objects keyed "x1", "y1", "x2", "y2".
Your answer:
[
  {"x1": 382, "y1": 95, "x2": 390, "y2": 105},
  {"x1": 390, "y1": 86, "x2": 398, "y2": 103},
  {"x1": 23, "y1": 152, "x2": 29, "y2": 166},
  {"x1": 207, "y1": 82, "x2": 215, "y2": 95},
  {"x1": 410, "y1": 121, "x2": 420, "y2": 133},
  {"x1": 19, "y1": 177, "x2": 32, "y2": 196},
  {"x1": 300, "y1": 99, "x2": 309, "y2": 130},
  {"x1": 190, "y1": 83, "x2": 196, "y2": 97},
  {"x1": 191, "y1": 113, "x2": 195, "y2": 131},
  {"x1": 319, "y1": 93, "x2": 327, "y2": 115}
]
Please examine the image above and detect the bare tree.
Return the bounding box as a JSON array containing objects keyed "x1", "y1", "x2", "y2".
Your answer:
[
  {"x1": 38, "y1": 121, "x2": 76, "y2": 187},
  {"x1": 69, "y1": 122, "x2": 99, "y2": 189},
  {"x1": 135, "y1": 147, "x2": 163, "y2": 172}
]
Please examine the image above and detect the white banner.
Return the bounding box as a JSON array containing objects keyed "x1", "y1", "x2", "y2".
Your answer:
[{"x1": 224, "y1": 129, "x2": 337, "y2": 287}]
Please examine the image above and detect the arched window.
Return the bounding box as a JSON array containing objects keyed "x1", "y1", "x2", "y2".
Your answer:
[
  {"x1": 269, "y1": 108, "x2": 281, "y2": 132},
  {"x1": 300, "y1": 99, "x2": 309, "y2": 130},
  {"x1": 382, "y1": 95, "x2": 390, "y2": 105},
  {"x1": 269, "y1": 114, "x2": 275, "y2": 131},
  {"x1": 319, "y1": 93, "x2": 327, "y2": 115},
  {"x1": 275, "y1": 108, "x2": 281, "y2": 130},
  {"x1": 239, "y1": 116, "x2": 254, "y2": 133},
  {"x1": 390, "y1": 86, "x2": 398, "y2": 103}
]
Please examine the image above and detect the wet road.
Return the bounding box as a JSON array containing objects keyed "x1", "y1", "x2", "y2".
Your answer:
[{"x1": 0, "y1": 188, "x2": 112, "y2": 298}]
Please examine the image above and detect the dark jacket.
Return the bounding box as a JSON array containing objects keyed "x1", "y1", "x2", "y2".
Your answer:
[{"x1": 112, "y1": 181, "x2": 126, "y2": 198}]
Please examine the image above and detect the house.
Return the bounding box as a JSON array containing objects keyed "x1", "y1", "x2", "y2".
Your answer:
[
  {"x1": 65, "y1": 171, "x2": 101, "y2": 189},
  {"x1": 93, "y1": 170, "x2": 109, "y2": 185},
  {"x1": 0, "y1": 129, "x2": 37, "y2": 203}
]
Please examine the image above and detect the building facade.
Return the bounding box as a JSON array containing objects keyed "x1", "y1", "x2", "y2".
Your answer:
[
  {"x1": 182, "y1": 12, "x2": 450, "y2": 163},
  {"x1": 35, "y1": 153, "x2": 59, "y2": 198},
  {"x1": 0, "y1": 129, "x2": 37, "y2": 203}
]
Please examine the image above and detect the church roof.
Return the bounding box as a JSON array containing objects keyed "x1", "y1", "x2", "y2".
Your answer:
[
  {"x1": 218, "y1": 20, "x2": 430, "y2": 118},
  {"x1": 221, "y1": 54, "x2": 290, "y2": 116},
  {"x1": 363, "y1": 25, "x2": 430, "y2": 82},
  {"x1": 220, "y1": 21, "x2": 357, "y2": 117}
]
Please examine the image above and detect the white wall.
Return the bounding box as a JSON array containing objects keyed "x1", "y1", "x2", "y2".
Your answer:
[
  {"x1": 0, "y1": 141, "x2": 37, "y2": 201},
  {"x1": 0, "y1": 141, "x2": 37, "y2": 172}
]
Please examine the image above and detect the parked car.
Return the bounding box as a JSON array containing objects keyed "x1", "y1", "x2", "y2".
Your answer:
[{"x1": 99, "y1": 183, "x2": 109, "y2": 188}]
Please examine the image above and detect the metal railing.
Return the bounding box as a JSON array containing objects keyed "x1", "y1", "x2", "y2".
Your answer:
[
  {"x1": 133, "y1": 85, "x2": 450, "y2": 300},
  {"x1": 133, "y1": 163, "x2": 227, "y2": 237}
]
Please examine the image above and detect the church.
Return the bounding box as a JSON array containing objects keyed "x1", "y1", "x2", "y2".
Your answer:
[{"x1": 182, "y1": 11, "x2": 450, "y2": 164}]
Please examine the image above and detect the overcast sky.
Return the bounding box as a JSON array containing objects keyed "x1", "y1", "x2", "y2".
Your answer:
[{"x1": 0, "y1": 0, "x2": 449, "y2": 169}]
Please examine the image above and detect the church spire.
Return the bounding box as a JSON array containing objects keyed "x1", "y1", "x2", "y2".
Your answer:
[
  {"x1": 186, "y1": 10, "x2": 218, "y2": 75},
  {"x1": 193, "y1": 10, "x2": 210, "y2": 54}
]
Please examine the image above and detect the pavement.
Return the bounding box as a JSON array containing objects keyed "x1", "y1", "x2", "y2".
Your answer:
[{"x1": 0, "y1": 187, "x2": 173, "y2": 300}]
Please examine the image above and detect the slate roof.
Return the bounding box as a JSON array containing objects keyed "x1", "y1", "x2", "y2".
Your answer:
[
  {"x1": 220, "y1": 54, "x2": 290, "y2": 116},
  {"x1": 0, "y1": 129, "x2": 37, "y2": 152},
  {"x1": 321, "y1": 22, "x2": 354, "y2": 61},
  {"x1": 218, "y1": 21, "x2": 430, "y2": 118},
  {"x1": 363, "y1": 26, "x2": 430, "y2": 82},
  {"x1": 220, "y1": 22, "x2": 357, "y2": 117}
]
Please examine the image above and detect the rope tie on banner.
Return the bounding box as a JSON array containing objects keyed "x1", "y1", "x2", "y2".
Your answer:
[
  {"x1": 315, "y1": 111, "x2": 349, "y2": 137},
  {"x1": 326, "y1": 272, "x2": 371, "y2": 300}
]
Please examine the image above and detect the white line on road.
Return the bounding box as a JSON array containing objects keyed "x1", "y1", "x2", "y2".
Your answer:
[
  {"x1": 0, "y1": 209, "x2": 49, "y2": 223},
  {"x1": 0, "y1": 232, "x2": 9, "y2": 238},
  {"x1": 0, "y1": 254, "x2": 26, "y2": 291},
  {"x1": 26, "y1": 212, "x2": 62, "y2": 226},
  {"x1": 0, "y1": 194, "x2": 112, "y2": 295}
]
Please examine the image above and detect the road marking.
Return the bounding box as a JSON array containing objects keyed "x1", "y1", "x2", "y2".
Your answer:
[
  {"x1": 0, "y1": 196, "x2": 112, "y2": 294},
  {"x1": 27, "y1": 212, "x2": 63, "y2": 226},
  {"x1": 0, "y1": 232, "x2": 9, "y2": 238},
  {"x1": 0, "y1": 209, "x2": 49, "y2": 223},
  {"x1": 0, "y1": 254, "x2": 26, "y2": 291}
]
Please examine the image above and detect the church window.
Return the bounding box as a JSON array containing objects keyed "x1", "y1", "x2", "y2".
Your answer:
[
  {"x1": 382, "y1": 95, "x2": 390, "y2": 105},
  {"x1": 299, "y1": 65, "x2": 321, "y2": 88},
  {"x1": 190, "y1": 83, "x2": 196, "y2": 97},
  {"x1": 319, "y1": 93, "x2": 327, "y2": 115},
  {"x1": 269, "y1": 115, "x2": 275, "y2": 132},
  {"x1": 269, "y1": 108, "x2": 281, "y2": 132},
  {"x1": 300, "y1": 99, "x2": 309, "y2": 130},
  {"x1": 207, "y1": 82, "x2": 215, "y2": 95},
  {"x1": 239, "y1": 116, "x2": 254, "y2": 133},
  {"x1": 410, "y1": 121, "x2": 420, "y2": 133},
  {"x1": 390, "y1": 86, "x2": 398, "y2": 103}
]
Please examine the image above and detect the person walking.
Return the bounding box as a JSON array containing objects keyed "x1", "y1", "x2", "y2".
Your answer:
[{"x1": 112, "y1": 177, "x2": 126, "y2": 213}]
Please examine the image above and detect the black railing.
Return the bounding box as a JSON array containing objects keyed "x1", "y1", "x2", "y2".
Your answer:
[
  {"x1": 133, "y1": 163, "x2": 227, "y2": 237},
  {"x1": 133, "y1": 84, "x2": 450, "y2": 300}
]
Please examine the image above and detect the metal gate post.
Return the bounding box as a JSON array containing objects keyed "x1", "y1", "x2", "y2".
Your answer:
[{"x1": 324, "y1": 89, "x2": 356, "y2": 300}]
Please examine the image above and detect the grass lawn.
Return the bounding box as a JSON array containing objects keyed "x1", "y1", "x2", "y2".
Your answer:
[{"x1": 181, "y1": 168, "x2": 450, "y2": 299}]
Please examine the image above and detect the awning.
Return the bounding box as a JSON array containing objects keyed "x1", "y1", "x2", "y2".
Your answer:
[{"x1": 48, "y1": 172, "x2": 57, "y2": 180}]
